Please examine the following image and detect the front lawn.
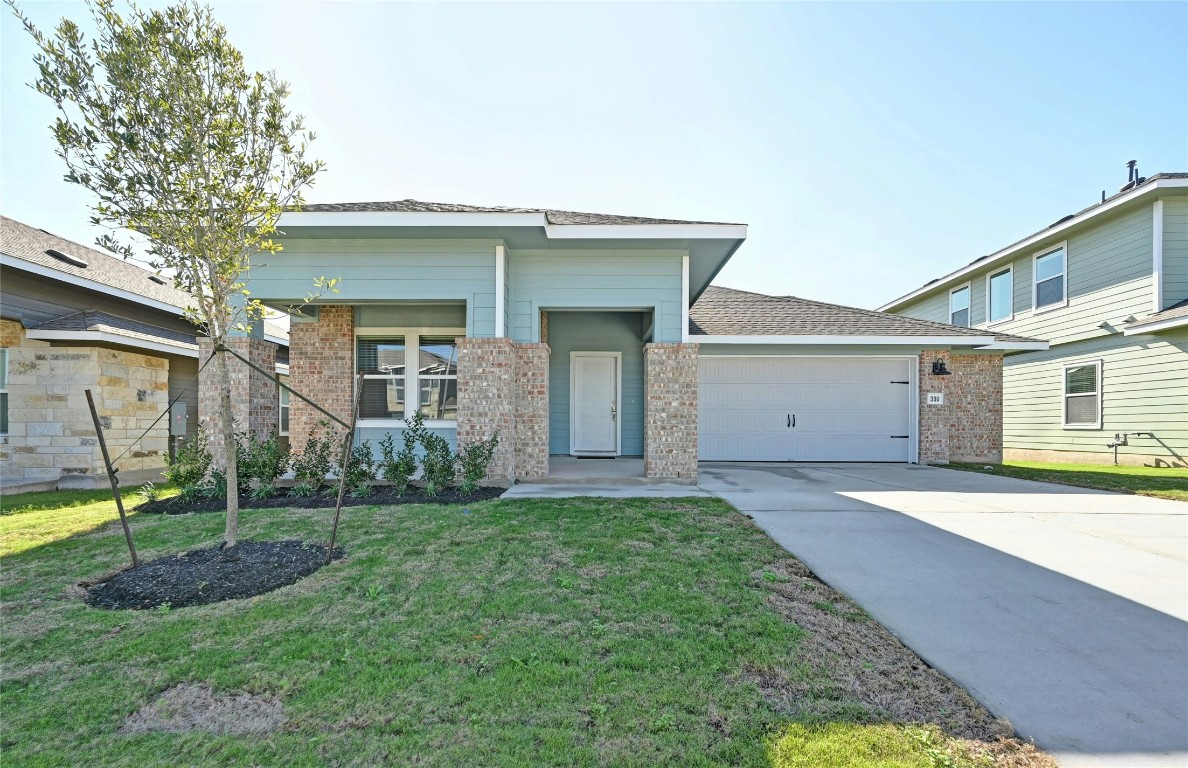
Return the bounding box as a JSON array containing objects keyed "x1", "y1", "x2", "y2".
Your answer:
[
  {"x1": 0, "y1": 492, "x2": 1051, "y2": 766},
  {"x1": 947, "y1": 461, "x2": 1188, "y2": 502}
]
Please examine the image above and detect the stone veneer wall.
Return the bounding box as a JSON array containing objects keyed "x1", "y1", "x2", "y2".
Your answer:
[
  {"x1": 287, "y1": 306, "x2": 354, "y2": 452},
  {"x1": 1, "y1": 318, "x2": 169, "y2": 485},
  {"x1": 918, "y1": 351, "x2": 1003, "y2": 464},
  {"x1": 643, "y1": 343, "x2": 699, "y2": 480},
  {"x1": 198, "y1": 336, "x2": 279, "y2": 469}
]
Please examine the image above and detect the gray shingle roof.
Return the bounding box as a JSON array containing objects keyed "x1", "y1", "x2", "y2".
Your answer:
[
  {"x1": 296, "y1": 199, "x2": 741, "y2": 226},
  {"x1": 1, "y1": 216, "x2": 191, "y2": 309},
  {"x1": 690, "y1": 286, "x2": 1043, "y2": 344},
  {"x1": 1128, "y1": 298, "x2": 1188, "y2": 329},
  {"x1": 31, "y1": 310, "x2": 198, "y2": 349}
]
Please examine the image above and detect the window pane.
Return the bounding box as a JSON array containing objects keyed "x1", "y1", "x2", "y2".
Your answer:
[
  {"x1": 0, "y1": 349, "x2": 7, "y2": 388},
  {"x1": 418, "y1": 377, "x2": 458, "y2": 421},
  {"x1": 1037, "y1": 276, "x2": 1064, "y2": 307},
  {"x1": 356, "y1": 338, "x2": 405, "y2": 375},
  {"x1": 950, "y1": 286, "x2": 969, "y2": 312},
  {"x1": 360, "y1": 378, "x2": 404, "y2": 419},
  {"x1": 1065, "y1": 365, "x2": 1098, "y2": 395},
  {"x1": 950, "y1": 307, "x2": 969, "y2": 328},
  {"x1": 280, "y1": 405, "x2": 289, "y2": 434},
  {"x1": 279, "y1": 375, "x2": 289, "y2": 406},
  {"x1": 1066, "y1": 394, "x2": 1099, "y2": 425},
  {"x1": 1036, "y1": 249, "x2": 1064, "y2": 281},
  {"x1": 0, "y1": 392, "x2": 7, "y2": 434},
  {"x1": 988, "y1": 270, "x2": 1012, "y2": 321},
  {"x1": 418, "y1": 337, "x2": 458, "y2": 376}
]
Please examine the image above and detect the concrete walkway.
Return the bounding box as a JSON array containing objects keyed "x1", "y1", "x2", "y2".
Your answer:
[{"x1": 698, "y1": 462, "x2": 1188, "y2": 768}]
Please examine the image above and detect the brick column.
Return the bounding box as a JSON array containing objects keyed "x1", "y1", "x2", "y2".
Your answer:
[
  {"x1": 199, "y1": 336, "x2": 278, "y2": 468},
  {"x1": 643, "y1": 342, "x2": 699, "y2": 481},
  {"x1": 918, "y1": 352, "x2": 951, "y2": 464},
  {"x1": 513, "y1": 342, "x2": 550, "y2": 479},
  {"x1": 288, "y1": 306, "x2": 354, "y2": 453},
  {"x1": 918, "y1": 351, "x2": 1003, "y2": 464},
  {"x1": 456, "y1": 338, "x2": 516, "y2": 481}
]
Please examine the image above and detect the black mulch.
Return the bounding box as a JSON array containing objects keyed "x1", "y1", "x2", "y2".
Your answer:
[
  {"x1": 86, "y1": 540, "x2": 344, "y2": 610},
  {"x1": 137, "y1": 485, "x2": 506, "y2": 515}
]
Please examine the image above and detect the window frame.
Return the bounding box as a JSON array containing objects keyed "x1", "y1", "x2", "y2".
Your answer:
[
  {"x1": 984, "y1": 265, "x2": 1014, "y2": 325},
  {"x1": 1062, "y1": 358, "x2": 1102, "y2": 430},
  {"x1": 354, "y1": 327, "x2": 464, "y2": 428},
  {"x1": 0, "y1": 348, "x2": 8, "y2": 437},
  {"x1": 277, "y1": 373, "x2": 290, "y2": 437},
  {"x1": 949, "y1": 282, "x2": 971, "y2": 327},
  {"x1": 1032, "y1": 242, "x2": 1068, "y2": 313}
]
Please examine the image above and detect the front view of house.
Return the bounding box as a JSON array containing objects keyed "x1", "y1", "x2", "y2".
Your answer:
[{"x1": 240, "y1": 201, "x2": 1044, "y2": 482}]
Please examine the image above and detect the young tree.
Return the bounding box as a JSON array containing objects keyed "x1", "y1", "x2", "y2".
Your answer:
[{"x1": 12, "y1": 0, "x2": 328, "y2": 546}]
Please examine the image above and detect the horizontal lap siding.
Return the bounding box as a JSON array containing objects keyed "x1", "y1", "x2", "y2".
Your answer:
[
  {"x1": 1003, "y1": 330, "x2": 1188, "y2": 461},
  {"x1": 1163, "y1": 197, "x2": 1188, "y2": 309},
  {"x1": 508, "y1": 250, "x2": 685, "y2": 343}
]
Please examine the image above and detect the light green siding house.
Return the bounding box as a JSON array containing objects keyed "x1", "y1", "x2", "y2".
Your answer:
[{"x1": 881, "y1": 172, "x2": 1188, "y2": 467}]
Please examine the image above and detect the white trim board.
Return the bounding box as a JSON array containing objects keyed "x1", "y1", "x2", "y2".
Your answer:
[
  {"x1": 494, "y1": 245, "x2": 506, "y2": 338},
  {"x1": 692, "y1": 334, "x2": 998, "y2": 346},
  {"x1": 1123, "y1": 314, "x2": 1188, "y2": 335},
  {"x1": 1152, "y1": 199, "x2": 1164, "y2": 314},
  {"x1": 24, "y1": 329, "x2": 199, "y2": 358}
]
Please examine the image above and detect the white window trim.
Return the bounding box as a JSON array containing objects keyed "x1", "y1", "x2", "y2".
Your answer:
[
  {"x1": 949, "y1": 282, "x2": 971, "y2": 327},
  {"x1": 354, "y1": 327, "x2": 464, "y2": 428},
  {"x1": 0, "y1": 348, "x2": 8, "y2": 437},
  {"x1": 984, "y1": 264, "x2": 1014, "y2": 325},
  {"x1": 1033, "y1": 241, "x2": 1068, "y2": 314},
  {"x1": 278, "y1": 374, "x2": 290, "y2": 437},
  {"x1": 1062, "y1": 358, "x2": 1102, "y2": 430}
]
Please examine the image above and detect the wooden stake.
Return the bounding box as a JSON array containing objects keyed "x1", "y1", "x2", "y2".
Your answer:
[
  {"x1": 326, "y1": 373, "x2": 364, "y2": 564},
  {"x1": 85, "y1": 389, "x2": 139, "y2": 568}
]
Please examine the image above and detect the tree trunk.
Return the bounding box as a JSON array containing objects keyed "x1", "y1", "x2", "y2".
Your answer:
[{"x1": 215, "y1": 347, "x2": 239, "y2": 547}]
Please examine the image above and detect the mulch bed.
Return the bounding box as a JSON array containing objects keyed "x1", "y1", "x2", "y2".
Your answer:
[
  {"x1": 86, "y1": 540, "x2": 343, "y2": 610},
  {"x1": 137, "y1": 484, "x2": 506, "y2": 515}
]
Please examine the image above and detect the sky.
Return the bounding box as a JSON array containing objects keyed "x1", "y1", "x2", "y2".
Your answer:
[{"x1": 2, "y1": 1, "x2": 1186, "y2": 310}]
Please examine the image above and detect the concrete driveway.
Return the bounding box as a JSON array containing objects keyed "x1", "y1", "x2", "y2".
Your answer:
[{"x1": 698, "y1": 462, "x2": 1188, "y2": 768}]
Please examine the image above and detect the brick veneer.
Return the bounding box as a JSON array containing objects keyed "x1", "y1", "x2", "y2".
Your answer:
[
  {"x1": 513, "y1": 343, "x2": 550, "y2": 479},
  {"x1": 288, "y1": 306, "x2": 354, "y2": 452},
  {"x1": 918, "y1": 351, "x2": 1003, "y2": 464},
  {"x1": 643, "y1": 343, "x2": 699, "y2": 480},
  {"x1": 198, "y1": 336, "x2": 278, "y2": 468}
]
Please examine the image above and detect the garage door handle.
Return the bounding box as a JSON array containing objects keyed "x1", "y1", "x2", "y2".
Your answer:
[
  {"x1": 787, "y1": 414, "x2": 790, "y2": 428},
  {"x1": 791, "y1": 414, "x2": 796, "y2": 428}
]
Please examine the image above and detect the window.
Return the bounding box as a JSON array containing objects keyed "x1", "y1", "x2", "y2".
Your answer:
[
  {"x1": 949, "y1": 285, "x2": 970, "y2": 327},
  {"x1": 357, "y1": 337, "x2": 406, "y2": 419},
  {"x1": 0, "y1": 349, "x2": 8, "y2": 435},
  {"x1": 278, "y1": 374, "x2": 290, "y2": 436},
  {"x1": 356, "y1": 332, "x2": 459, "y2": 423},
  {"x1": 987, "y1": 267, "x2": 1013, "y2": 323},
  {"x1": 1063, "y1": 361, "x2": 1101, "y2": 429},
  {"x1": 416, "y1": 336, "x2": 458, "y2": 420},
  {"x1": 1034, "y1": 245, "x2": 1066, "y2": 310}
]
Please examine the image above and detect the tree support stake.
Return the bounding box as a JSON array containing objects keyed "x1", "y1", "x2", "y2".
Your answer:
[{"x1": 85, "y1": 389, "x2": 139, "y2": 568}]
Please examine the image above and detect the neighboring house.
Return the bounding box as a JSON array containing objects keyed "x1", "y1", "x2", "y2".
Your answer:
[
  {"x1": 0, "y1": 216, "x2": 289, "y2": 491},
  {"x1": 880, "y1": 172, "x2": 1188, "y2": 467},
  {"x1": 238, "y1": 200, "x2": 1044, "y2": 482}
]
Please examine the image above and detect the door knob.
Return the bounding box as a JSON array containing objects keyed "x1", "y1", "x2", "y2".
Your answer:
[{"x1": 611, "y1": 401, "x2": 617, "y2": 421}]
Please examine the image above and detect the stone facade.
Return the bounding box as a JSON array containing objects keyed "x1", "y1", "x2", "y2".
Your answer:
[
  {"x1": 1, "y1": 319, "x2": 170, "y2": 487},
  {"x1": 918, "y1": 351, "x2": 1003, "y2": 464},
  {"x1": 643, "y1": 342, "x2": 699, "y2": 480},
  {"x1": 198, "y1": 336, "x2": 279, "y2": 469},
  {"x1": 287, "y1": 306, "x2": 355, "y2": 452},
  {"x1": 512, "y1": 343, "x2": 550, "y2": 479}
]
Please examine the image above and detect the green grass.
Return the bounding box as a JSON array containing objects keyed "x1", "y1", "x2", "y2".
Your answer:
[
  {"x1": 0, "y1": 484, "x2": 176, "y2": 557},
  {"x1": 947, "y1": 461, "x2": 1188, "y2": 502},
  {"x1": 1, "y1": 490, "x2": 1039, "y2": 766}
]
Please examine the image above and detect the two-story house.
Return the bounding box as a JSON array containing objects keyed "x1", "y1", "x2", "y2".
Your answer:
[
  {"x1": 234, "y1": 200, "x2": 1044, "y2": 483},
  {"x1": 880, "y1": 172, "x2": 1188, "y2": 467}
]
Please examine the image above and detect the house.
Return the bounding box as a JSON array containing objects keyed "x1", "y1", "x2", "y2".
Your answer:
[
  {"x1": 879, "y1": 171, "x2": 1188, "y2": 467},
  {"x1": 0, "y1": 216, "x2": 289, "y2": 492},
  {"x1": 238, "y1": 200, "x2": 1044, "y2": 482}
]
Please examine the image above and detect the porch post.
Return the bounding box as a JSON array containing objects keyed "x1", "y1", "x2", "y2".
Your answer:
[
  {"x1": 456, "y1": 338, "x2": 517, "y2": 481},
  {"x1": 287, "y1": 305, "x2": 354, "y2": 453},
  {"x1": 643, "y1": 342, "x2": 700, "y2": 481}
]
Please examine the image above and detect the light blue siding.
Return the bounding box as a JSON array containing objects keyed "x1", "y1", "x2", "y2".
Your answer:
[
  {"x1": 355, "y1": 303, "x2": 466, "y2": 328},
  {"x1": 508, "y1": 250, "x2": 685, "y2": 343},
  {"x1": 1164, "y1": 198, "x2": 1188, "y2": 309},
  {"x1": 355, "y1": 426, "x2": 457, "y2": 455},
  {"x1": 547, "y1": 311, "x2": 646, "y2": 456}
]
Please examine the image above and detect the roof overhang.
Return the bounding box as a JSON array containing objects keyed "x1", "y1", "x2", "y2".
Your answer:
[
  {"x1": 690, "y1": 334, "x2": 1048, "y2": 350},
  {"x1": 24, "y1": 329, "x2": 199, "y2": 358},
  {"x1": 0, "y1": 253, "x2": 188, "y2": 316},
  {"x1": 1123, "y1": 315, "x2": 1188, "y2": 335},
  {"x1": 879, "y1": 176, "x2": 1188, "y2": 312}
]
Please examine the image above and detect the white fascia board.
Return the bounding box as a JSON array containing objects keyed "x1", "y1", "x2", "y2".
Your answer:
[
  {"x1": 25, "y1": 329, "x2": 200, "y2": 357},
  {"x1": 680, "y1": 254, "x2": 691, "y2": 342},
  {"x1": 494, "y1": 245, "x2": 506, "y2": 337},
  {"x1": 692, "y1": 334, "x2": 999, "y2": 346},
  {"x1": 263, "y1": 333, "x2": 289, "y2": 347},
  {"x1": 878, "y1": 177, "x2": 1188, "y2": 312},
  {"x1": 275, "y1": 363, "x2": 290, "y2": 375},
  {"x1": 0, "y1": 253, "x2": 187, "y2": 316},
  {"x1": 278, "y1": 211, "x2": 547, "y2": 228},
  {"x1": 545, "y1": 223, "x2": 748, "y2": 241},
  {"x1": 1152, "y1": 200, "x2": 1164, "y2": 314},
  {"x1": 975, "y1": 340, "x2": 1051, "y2": 350},
  {"x1": 1123, "y1": 315, "x2": 1188, "y2": 335}
]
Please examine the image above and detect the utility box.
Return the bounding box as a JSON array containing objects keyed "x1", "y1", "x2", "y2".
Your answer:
[{"x1": 170, "y1": 402, "x2": 188, "y2": 436}]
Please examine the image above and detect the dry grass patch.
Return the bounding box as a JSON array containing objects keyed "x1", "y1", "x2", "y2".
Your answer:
[{"x1": 119, "y1": 683, "x2": 284, "y2": 735}]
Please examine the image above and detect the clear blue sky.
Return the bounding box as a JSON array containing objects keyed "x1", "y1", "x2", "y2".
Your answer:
[{"x1": 3, "y1": 1, "x2": 1186, "y2": 309}]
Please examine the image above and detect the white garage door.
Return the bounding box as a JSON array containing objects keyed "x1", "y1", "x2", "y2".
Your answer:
[{"x1": 699, "y1": 356, "x2": 914, "y2": 462}]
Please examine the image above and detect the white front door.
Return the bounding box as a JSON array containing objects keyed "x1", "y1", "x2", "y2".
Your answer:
[{"x1": 571, "y1": 353, "x2": 620, "y2": 456}]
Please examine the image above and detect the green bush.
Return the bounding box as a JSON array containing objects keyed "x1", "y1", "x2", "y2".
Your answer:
[
  {"x1": 457, "y1": 432, "x2": 499, "y2": 493},
  {"x1": 163, "y1": 425, "x2": 212, "y2": 487},
  {"x1": 343, "y1": 440, "x2": 376, "y2": 488},
  {"x1": 292, "y1": 419, "x2": 336, "y2": 486},
  {"x1": 237, "y1": 432, "x2": 289, "y2": 489},
  {"x1": 377, "y1": 413, "x2": 422, "y2": 493},
  {"x1": 419, "y1": 432, "x2": 455, "y2": 495}
]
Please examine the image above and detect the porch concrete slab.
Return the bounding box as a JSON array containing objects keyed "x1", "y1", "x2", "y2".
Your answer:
[
  {"x1": 501, "y1": 483, "x2": 711, "y2": 499},
  {"x1": 700, "y1": 462, "x2": 1188, "y2": 768}
]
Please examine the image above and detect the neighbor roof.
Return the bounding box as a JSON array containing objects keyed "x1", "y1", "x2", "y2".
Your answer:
[
  {"x1": 296, "y1": 199, "x2": 742, "y2": 226},
  {"x1": 690, "y1": 286, "x2": 1043, "y2": 344},
  {"x1": 1124, "y1": 298, "x2": 1188, "y2": 334},
  {"x1": 30, "y1": 309, "x2": 198, "y2": 350},
  {"x1": 0, "y1": 216, "x2": 191, "y2": 309}
]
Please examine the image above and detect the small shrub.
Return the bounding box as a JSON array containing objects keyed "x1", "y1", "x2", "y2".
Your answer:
[
  {"x1": 350, "y1": 481, "x2": 372, "y2": 498},
  {"x1": 378, "y1": 426, "x2": 418, "y2": 494},
  {"x1": 178, "y1": 483, "x2": 203, "y2": 504},
  {"x1": 250, "y1": 483, "x2": 275, "y2": 501},
  {"x1": 137, "y1": 482, "x2": 161, "y2": 504},
  {"x1": 163, "y1": 426, "x2": 212, "y2": 487},
  {"x1": 238, "y1": 433, "x2": 289, "y2": 488},
  {"x1": 343, "y1": 441, "x2": 376, "y2": 488},
  {"x1": 292, "y1": 419, "x2": 336, "y2": 486},
  {"x1": 457, "y1": 432, "x2": 498, "y2": 493},
  {"x1": 418, "y1": 431, "x2": 456, "y2": 492},
  {"x1": 290, "y1": 480, "x2": 317, "y2": 497},
  {"x1": 423, "y1": 479, "x2": 440, "y2": 498},
  {"x1": 204, "y1": 470, "x2": 228, "y2": 500}
]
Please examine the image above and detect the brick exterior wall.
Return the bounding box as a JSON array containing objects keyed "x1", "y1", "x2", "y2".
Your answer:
[
  {"x1": 643, "y1": 342, "x2": 699, "y2": 480},
  {"x1": 918, "y1": 351, "x2": 1003, "y2": 464},
  {"x1": 288, "y1": 306, "x2": 354, "y2": 453},
  {"x1": 1, "y1": 319, "x2": 169, "y2": 486},
  {"x1": 198, "y1": 336, "x2": 278, "y2": 469},
  {"x1": 513, "y1": 343, "x2": 550, "y2": 479}
]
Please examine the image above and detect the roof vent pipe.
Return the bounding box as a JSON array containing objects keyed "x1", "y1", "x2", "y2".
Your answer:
[{"x1": 1118, "y1": 160, "x2": 1140, "y2": 193}]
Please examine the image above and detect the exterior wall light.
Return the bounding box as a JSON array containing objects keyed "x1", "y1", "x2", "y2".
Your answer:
[{"x1": 931, "y1": 359, "x2": 951, "y2": 376}]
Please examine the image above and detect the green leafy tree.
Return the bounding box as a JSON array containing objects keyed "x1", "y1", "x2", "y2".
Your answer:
[{"x1": 11, "y1": 0, "x2": 330, "y2": 546}]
